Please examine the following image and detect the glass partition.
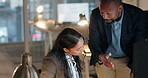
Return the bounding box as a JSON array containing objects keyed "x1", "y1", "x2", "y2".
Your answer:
[{"x1": 0, "y1": 0, "x2": 98, "y2": 43}]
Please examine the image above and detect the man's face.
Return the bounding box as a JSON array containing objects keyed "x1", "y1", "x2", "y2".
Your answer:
[{"x1": 99, "y1": 2, "x2": 122, "y2": 25}]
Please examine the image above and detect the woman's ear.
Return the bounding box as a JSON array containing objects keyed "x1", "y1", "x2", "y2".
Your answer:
[{"x1": 63, "y1": 48, "x2": 68, "y2": 53}]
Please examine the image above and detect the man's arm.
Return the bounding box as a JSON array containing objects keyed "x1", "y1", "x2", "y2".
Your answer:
[{"x1": 88, "y1": 9, "x2": 104, "y2": 65}]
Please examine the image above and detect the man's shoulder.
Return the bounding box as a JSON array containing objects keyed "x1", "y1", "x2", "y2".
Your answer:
[
  {"x1": 91, "y1": 7, "x2": 100, "y2": 16},
  {"x1": 92, "y1": 7, "x2": 99, "y2": 11},
  {"x1": 122, "y1": 3, "x2": 143, "y2": 12},
  {"x1": 92, "y1": 7, "x2": 100, "y2": 13}
]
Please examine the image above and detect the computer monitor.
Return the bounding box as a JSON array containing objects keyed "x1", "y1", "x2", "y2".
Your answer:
[
  {"x1": 133, "y1": 41, "x2": 148, "y2": 78},
  {"x1": 144, "y1": 11, "x2": 148, "y2": 39}
]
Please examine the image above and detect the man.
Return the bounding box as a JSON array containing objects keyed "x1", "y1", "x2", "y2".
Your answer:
[{"x1": 88, "y1": 0, "x2": 145, "y2": 78}]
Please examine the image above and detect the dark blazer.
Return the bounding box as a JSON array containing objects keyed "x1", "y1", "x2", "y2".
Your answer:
[
  {"x1": 88, "y1": 3, "x2": 145, "y2": 68},
  {"x1": 40, "y1": 52, "x2": 82, "y2": 78}
]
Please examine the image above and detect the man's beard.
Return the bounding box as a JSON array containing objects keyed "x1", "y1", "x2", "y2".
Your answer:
[{"x1": 104, "y1": 19, "x2": 115, "y2": 25}]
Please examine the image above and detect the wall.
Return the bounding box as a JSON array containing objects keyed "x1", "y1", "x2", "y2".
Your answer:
[
  {"x1": 122, "y1": 0, "x2": 148, "y2": 10},
  {"x1": 139, "y1": 0, "x2": 148, "y2": 10},
  {"x1": 122, "y1": 0, "x2": 138, "y2": 6}
]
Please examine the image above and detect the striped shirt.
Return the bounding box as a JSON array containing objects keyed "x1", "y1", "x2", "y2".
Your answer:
[{"x1": 65, "y1": 53, "x2": 79, "y2": 78}]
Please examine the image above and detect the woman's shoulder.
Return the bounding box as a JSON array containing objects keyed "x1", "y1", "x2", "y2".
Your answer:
[
  {"x1": 43, "y1": 52, "x2": 58, "y2": 62},
  {"x1": 43, "y1": 52, "x2": 64, "y2": 68}
]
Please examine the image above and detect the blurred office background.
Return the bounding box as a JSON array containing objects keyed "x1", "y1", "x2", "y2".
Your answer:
[{"x1": 0, "y1": 0, "x2": 148, "y2": 78}]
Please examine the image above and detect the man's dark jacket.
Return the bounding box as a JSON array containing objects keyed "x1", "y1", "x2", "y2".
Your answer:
[{"x1": 88, "y1": 3, "x2": 146, "y2": 68}]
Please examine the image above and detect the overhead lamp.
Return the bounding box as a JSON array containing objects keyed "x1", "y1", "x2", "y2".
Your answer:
[
  {"x1": 78, "y1": 14, "x2": 89, "y2": 26},
  {"x1": 29, "y1": 16, "x2": 56, "y2": 31},
  {"x1": 37, "y1": 5, "x2": 44, "y2": 14},
  {"x1": 29, "y1": 5, "x2": 59, "y2": 31},
  {"x1": 1, "y1": 0, "x2": 6, "y2": 2},
  {"x1": 12, "y1": 0, "x2": 39, "y2": 78}
]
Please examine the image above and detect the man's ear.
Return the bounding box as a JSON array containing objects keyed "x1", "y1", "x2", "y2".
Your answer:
[
  {"x1": 63, "y1": 48, "x2": 68, "y2": 53},
  {"x1": 118, "y1": 5, "x2": 122, "y2": 11}
]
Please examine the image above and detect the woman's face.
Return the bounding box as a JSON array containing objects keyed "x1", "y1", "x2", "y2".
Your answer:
[{"x1": 64, "y1": 37, "x2": 84, "y2": 56}]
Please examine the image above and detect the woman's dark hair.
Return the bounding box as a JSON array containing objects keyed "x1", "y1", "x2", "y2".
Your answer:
[
  {"x1": 49, "y1": 28, "x2": 84, "y2": 77},
  {"x1": 51, "y1": 28, "x2": 84, "y2": 53}
]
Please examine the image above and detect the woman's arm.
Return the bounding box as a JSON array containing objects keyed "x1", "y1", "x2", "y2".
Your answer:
[{"x1": 40, "y1": 59, "x2": 56, "y2": 78}]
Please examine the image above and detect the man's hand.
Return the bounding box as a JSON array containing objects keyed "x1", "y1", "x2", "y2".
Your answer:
[
  {"x1": 99, "y1": 53, "x2": 114, "y2": 68},
  {"x1": 129, "y1": 71, "x2": 133, "y2": 78}
]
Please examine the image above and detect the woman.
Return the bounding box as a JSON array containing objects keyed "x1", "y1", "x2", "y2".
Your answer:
[{"x1": 40, "y1": 28, "x2": 84, "y2": 78}]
